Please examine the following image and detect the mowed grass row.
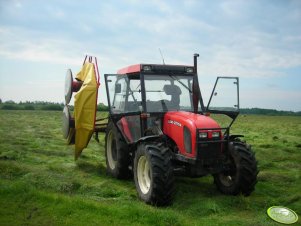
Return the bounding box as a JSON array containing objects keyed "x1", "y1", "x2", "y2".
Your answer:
[{"x1": 0, "y1": 110, "x2": 300, "y2": 226}]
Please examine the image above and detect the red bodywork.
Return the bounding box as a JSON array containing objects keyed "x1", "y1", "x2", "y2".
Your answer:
[
  {"x1": 163, "y1": 111, "x2": 220, "y2": 159},
  {"x1": 120, "y1": 117, "x2": 133, "y2": 142},
  {"x1": 117, "y1": 64, "x2": 141, "y2": 74}
]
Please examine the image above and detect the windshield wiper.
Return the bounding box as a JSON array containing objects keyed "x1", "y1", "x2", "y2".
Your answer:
[{"x1": 169, "y1": 75, "x2": 192, "y2": 93}]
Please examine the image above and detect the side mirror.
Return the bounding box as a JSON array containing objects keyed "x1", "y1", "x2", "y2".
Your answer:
[{"x1": 115, "y1": 83, "x2": 122, "y2": 94}]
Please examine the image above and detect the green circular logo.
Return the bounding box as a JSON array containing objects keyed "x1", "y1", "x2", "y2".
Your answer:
[{"x1": 267, "y1": 206, "x2": 298, "y2": 224}]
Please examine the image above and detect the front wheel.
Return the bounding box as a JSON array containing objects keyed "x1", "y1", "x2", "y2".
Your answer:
[
  {"x1": 214, "y1": 142, "x2": 258, "y2": 196},
  {"x1": 134, "y1": 142, "x2": 175, "y2": 206}
]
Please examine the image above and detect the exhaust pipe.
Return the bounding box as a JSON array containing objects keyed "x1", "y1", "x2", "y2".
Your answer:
[{"x1": 194, "y1": 53, "x2": 199, "y2": 73}]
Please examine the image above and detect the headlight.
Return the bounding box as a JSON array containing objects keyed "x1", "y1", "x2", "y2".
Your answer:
[
  {"x1": 212, "y1": 131, "x2": 220, "y2": 138},
  {"x1": 199, "y1": 132, "x2": 207, "y2": 139},
  {"x1": 184, "y1": 126, "x2": 192, "y2": 153}
]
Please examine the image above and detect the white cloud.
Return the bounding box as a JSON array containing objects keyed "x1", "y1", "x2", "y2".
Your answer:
[
  {"x1": 48, "y1": 7, "x2": 65, "y2": 19},
  {"x1": 241, "y1": 89, "x2": 301, "y2": 111},
  {"x1": 14, "y1": 1, "x2": 22, "y2": 8},
  {"x1": 195, "y1": 26, "x2": 301, "y2": 78},
  {"x1": 0, "y1": 26, "x2": 84, "y2": 65},
  {"x1": 0, "y1": 0, "x2": 300, "y2": 110},
  {"x1": 220, "y1": 0, "x2": 248, "y2": 18},
  {"x1": 284, "y1": 35, "x2": 301, "y2": 42}
]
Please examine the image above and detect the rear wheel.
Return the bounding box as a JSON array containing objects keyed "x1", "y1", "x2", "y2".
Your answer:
[
  {"x1": 105, "y1": 121, "x2": 131, "y2": 179},
  {"x1": 214, "y1": 142, "x2": 258, "y2": 196},
  {"x1": 134, "y1": 142, "x2": 175, "y2": 206}
]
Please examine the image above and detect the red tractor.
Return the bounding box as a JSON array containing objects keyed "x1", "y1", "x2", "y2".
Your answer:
[{"x1": 64, "y1": 54, "x2": 258, "y2": 206}]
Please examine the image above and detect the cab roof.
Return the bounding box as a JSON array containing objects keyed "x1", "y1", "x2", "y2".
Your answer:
[{"x1": 117, "y1": 64, "x2": 195, "y2": 75}]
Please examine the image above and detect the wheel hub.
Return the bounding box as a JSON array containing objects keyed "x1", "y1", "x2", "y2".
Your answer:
[
  {"x1": 219, "y1": 174, "x2": 235, "y2": 187},
  {"x1": 137, "y1": 156, "x2": 151, "y2": 194},
  {"x1": 107, "y1": 131, "x2": 117, "y2": 169}
]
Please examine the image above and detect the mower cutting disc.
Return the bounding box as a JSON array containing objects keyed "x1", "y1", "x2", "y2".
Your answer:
[
  {"x1": 65, "y1": 69, "x2": 73, "y2": 104},
  {"x1": 267, "y1": 206, "x2": 298, "y2": 224},
  {"x1": 62, "y1": 105, "x2": 73, "y2": 139}
]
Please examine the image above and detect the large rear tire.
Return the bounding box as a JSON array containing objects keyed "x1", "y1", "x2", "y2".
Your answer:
[
  {"x1": 214, "y1": 141, "x2": 258, "y2": 196},
  {"x1": 105, "y1": 121, "x2": 131, "y2": 179},
  {"x1": 134, "y1": 142, "x2": 175, "y2": 206}
]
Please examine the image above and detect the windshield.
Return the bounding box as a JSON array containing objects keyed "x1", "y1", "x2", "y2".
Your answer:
[{"x1": 144, "y1": 74, "x2": 193, "y2": 112}]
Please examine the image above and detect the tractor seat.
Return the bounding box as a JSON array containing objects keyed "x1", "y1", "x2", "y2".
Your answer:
[{"x1": 163, "y1": 84, "x2": 182, "y2": 110}]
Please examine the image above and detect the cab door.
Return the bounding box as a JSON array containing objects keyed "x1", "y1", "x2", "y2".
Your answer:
[
  {"x1": 206, "y1": 77, "x2": 240, "y2": 129},
  {"x1": 105, "y1": 74, "x2": 142, "y2": 143},
  {"x1": 207, "y1": 77, "x2": 239, "y2": 113}
]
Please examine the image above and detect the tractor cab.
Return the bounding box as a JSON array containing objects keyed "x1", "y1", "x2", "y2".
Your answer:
[
  {"x1": 105, "y1": 60, "x2": 240, "y2": 146},
  {"x1": 105, "y1": 64, "x2": 203, "y2": 143}
]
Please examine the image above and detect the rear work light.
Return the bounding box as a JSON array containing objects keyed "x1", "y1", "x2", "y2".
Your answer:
[
  {"x1": 186, "y1": 67, "x2": 194, "y2": 73},
  {"x1": 142, "y1": 65, "x2": 152, "y2": 71}
]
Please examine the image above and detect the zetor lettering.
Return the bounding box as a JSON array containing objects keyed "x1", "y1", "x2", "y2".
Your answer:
[{"x1": 167, "y1": 119, "x2": 182, "y2": 127}]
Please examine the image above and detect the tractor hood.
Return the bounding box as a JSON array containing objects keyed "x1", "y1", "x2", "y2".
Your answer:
[
  {"x1": 163, "y1": 111, "x2": 220, "y2": 159},
  {"x1": 164, "y1": 111, "x2": 220, "y2": 129}
]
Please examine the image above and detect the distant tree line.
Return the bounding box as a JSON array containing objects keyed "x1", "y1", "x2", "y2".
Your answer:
[
  {"x1": 240, "y1": 108, "x2": 301, "y2": 116},
  {"x1": 0, "y1": 100, "x2": 300, "y2": 115},
  {"x1": 0, "y1": 100, "x2": 109, "y2": 112}
]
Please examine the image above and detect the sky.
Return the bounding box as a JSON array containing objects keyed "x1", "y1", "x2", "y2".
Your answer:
[{"x1": 0, "y1": 0, "x2": 300, "y2": 111}]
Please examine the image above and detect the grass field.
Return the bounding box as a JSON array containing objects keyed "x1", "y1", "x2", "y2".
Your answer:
[{"x1": 0, "y1": 110, "x2": 300, "y2": 226}]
